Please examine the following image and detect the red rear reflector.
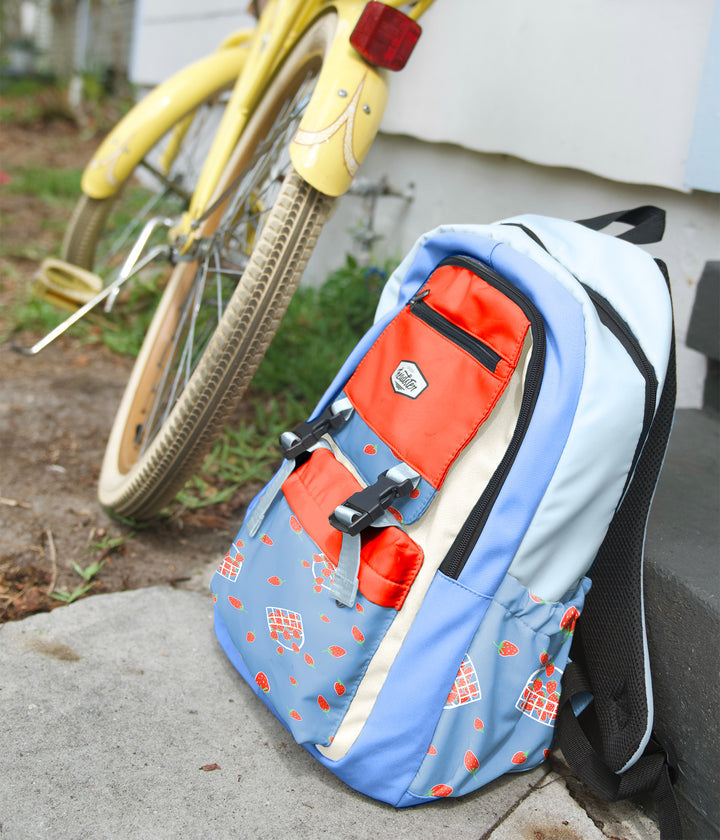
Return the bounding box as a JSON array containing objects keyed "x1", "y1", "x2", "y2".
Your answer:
[{"x1": 350, "y1": 2, "x2": 422, "y2": 72}]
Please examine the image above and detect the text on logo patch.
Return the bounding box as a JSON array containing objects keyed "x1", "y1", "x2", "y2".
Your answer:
[{"x1": 391, "y1": 361, "x2": 428, "y2": 398}]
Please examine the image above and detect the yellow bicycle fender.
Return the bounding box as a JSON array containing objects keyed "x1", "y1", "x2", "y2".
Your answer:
[
  {"x1": 81, "y1": 42, "x2": 251, "y2": 199},
  {"x1": 290, "y1": 12, "x2": 389, "y2": 198}
]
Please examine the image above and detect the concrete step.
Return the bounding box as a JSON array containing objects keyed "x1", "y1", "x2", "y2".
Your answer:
[{"x1": 645, "y1": 408, "x2": 720, "y2": 839}]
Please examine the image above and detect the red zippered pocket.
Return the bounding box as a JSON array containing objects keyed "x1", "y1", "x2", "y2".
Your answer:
[{"x1": 345, "y1": 262, "x2": 530, "y2": 488}]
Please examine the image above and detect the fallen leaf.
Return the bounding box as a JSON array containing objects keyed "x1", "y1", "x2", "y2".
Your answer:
[{"x1": 200, "y1": 763, "x2": 221, "y2": 772}]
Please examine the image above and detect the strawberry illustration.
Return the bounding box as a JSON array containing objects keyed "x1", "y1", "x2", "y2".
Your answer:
[
  {"x1": 211, "y1": 593, "x2": 218, "y2": 603},
  {"x1": 276, "y1": 646, "x2": 284, "y2": 655},
  {"x1": 289, "y1": 676, "x2": 298, "y2": 686},
  {"x1": 409, "y1": 487, "x2": 421, "y2": 499},
  {"x1": 560, "y1": 606, "x2": 580, "y2": 635},
  {"x1": 464, "y1": 750, "x2": 480, "y2": 775},
  {"x1": 473, "y1": 717, "x2": 484, "y2": 732},
  {"x1": 363, "y1": 444, "x2": 377, "y2": 455},
  {"x1": 351, "y1": 625, "x2": 365, "y2": 645},
  {"x1": 267, "y1": 575, "x2": 283, "y2": 586},
  {"x1": 533, "y1": 678, "x2": 543, "y2": 692},
  {"x1": 289, "y1": 516, "x2": 303, "y2": 534},
  {"x1": 547, "y1": 680, "x2": 557, "y2": 695},
  {"x1": 334, "y1": 680, "x2": 345, "y2": 696},
  {"x1": 301, "y1": 559, "x2": 311, "y2": 568},
  {"x1": 228, "y1": 596, "x2": 244, "y2": 610},
  {"x1": 529, "y1": 593, "x2": 544, "y2": 603},
  {"x1": 387, "y1": 506, "x2": 403, "y2": 523},
  {"x1": 289, "y1": 709, "x2": 302, "y2": 721},
  {"x1": 246, "y1": 631, "x2": 255, "y2": 642},
  {"x1": 543, "y1": 748, "x2": 553, "y2": 759},
  {"x1": 545, "y1": 663, "x2": 555, "y2": 678},
  {"x1": 355, "y1": 603, "x2": 364, "y2": 614},
  {"x1": 540, "y1": 651, "x2": 550, "y2": 666},
  {"x1": 320, "y1": 614, "x2": 330, "y2": 623},
  {"x1": 326, "y1": 645, "x2": 346, "y2": 658},
  {"x1": 255, "y1": 671, "x2": 270, "y2": 693},
  {"x1": 304, "y1": 653, "x2": 315, "y2": 668},
  {"x1": 317, "y1": 695, "x2": 330, "y2": 714},
  {"x1": 235, "y1": 539, "x2": 244, "y2": 549},
  {"x1": 428, "y1": 784, "x2": 453, "y2": 797},
  {"x1": 260, "y1": 534, "x2": 274, "y2": 546},
  {"x1": 494, "y1": 640, "x2": 519, "y2": 657},
  {"x1": 511, "y1": 751, "x2": 528, "y2": 765}
]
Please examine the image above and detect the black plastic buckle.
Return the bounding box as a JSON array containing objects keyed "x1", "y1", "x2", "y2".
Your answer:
[
  {"x1": 279, "y1": 404, "x2": 349, "y2": 460},
  {"x1": 329, "y1": 469, "x2": 416, "y2": 536}
]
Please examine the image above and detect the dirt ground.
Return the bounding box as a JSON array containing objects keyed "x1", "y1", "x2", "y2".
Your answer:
[{"x1": 0, "y1": 120, "x2": 249, "y2": 623}]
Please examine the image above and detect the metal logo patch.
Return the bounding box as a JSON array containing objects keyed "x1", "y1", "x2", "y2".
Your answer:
[{"x1": 390, "y1": 361, "x2": 428, "y2": 399}]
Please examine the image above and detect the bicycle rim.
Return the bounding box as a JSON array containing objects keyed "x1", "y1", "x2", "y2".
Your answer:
[{"x1": 98, "y1": 13, "x2": 337, "y2": 519}]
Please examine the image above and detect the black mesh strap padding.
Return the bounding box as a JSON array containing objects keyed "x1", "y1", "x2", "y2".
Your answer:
[{"x1": 556, "y1": 260, "x2": 682, "y2": 838}]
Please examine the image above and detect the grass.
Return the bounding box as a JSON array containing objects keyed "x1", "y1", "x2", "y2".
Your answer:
[{"x1": 179, "y1": 255, "x2": 392, "y2": 509}]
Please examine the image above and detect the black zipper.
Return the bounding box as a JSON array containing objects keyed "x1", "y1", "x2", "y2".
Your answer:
[
  {"x1": 582, "y1": 284, "x2": 658, "y2": 490},
  {"x1": 409, "y1": 296, "x2": 502, "y2": 372},
  {"x1": 432, "y1": 256, "x2": 546, "y2": 580}
]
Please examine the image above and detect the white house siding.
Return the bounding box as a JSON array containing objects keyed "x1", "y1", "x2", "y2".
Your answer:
[{"x1": 131, "y1": 0, "x2": 719, "y2": 408}]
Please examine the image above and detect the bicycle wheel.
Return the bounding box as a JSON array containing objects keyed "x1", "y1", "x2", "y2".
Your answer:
[
  {"x1": 63, "y1": 87, "x2": 232, "y2": 279},
  {"x1": 97, "y1": 13, "x2": 337, "y2": 520}
]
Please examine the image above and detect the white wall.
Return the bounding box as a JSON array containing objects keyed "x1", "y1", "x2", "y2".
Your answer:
[
  {"x1": 306, "y1": 135, "x2": 719, "y2": 409},
  {"x1": 130, "y1": 0, "x2": 719, "y2": 407}
]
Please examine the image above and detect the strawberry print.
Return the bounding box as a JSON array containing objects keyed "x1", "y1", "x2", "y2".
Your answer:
[
  {"x1": 334, "y1": 680, "x2": 345, "y2": 696},
  {"x1": 260, "y1": 533, "x2": 273, "y2": 546},
  {"x1": 464, "y1": 750, "x2": 480, "y2": 775},
  {"x1": 246, "y1": 631, "x2": 255, "y2": 642},
  {"x1": 320, "y1": 614, "x2": 330, "y2": 623},
  {"x1": 317, "y1": 695, "x2": 330, "y2": 714},
  {"x1": 255, "y1": 671, "x2": 270, "y2": 693},
  {"x1": 289, "y1": 709, "x2": 302, "y2": 721},
  {"x1": 494, "y1": 640, "x2": 519, "y2": 657},
  {"x1": 289, "y1": 515, "x2": 303, "y2": 534},
  {"x1": 511, "y1": 751, "x2": 528, "y2": 765},
  {"x1": 351, "y1": 625, "x2": 365, "y2": 645},
  {"x1": 304, "y1": 653, "x2": 315, "y2": 668},
  {"x1": 540, "y1": 651, "x2": 550, "y2": 665},
  {"x1": 560, "y1": 606, "x2": 580, "y2": 635},
  {"x1": 289, "y1": 676, "x2": 298, "y2": 686},
  {"x1": 267, "y1": 575, "x2": 283, "y2": 586},
  {"x1": 427, "y1": 745, "x2": 437, "y2": 755},
  {"x1": 409, "y1": 487, "x2": 421, "y2": 500},
  {"x1": 428, "y1": 784, "x2": 453, "y2": 797},
  {"x1": 387, "y1": 506, "x2": 403, "y2": 523},
  {"x1": 266, "y1": 607, "x2": 304, "y2": 651},
  {"x1": 355, "y1": 602, "x2": 364, "y2": 614},
  {"x1": 363, "y1": 444, "x2": 377, "y2": 455},
  {"x1": 473, "y1": 717, "x2": 484, "y2": 732},
  {"x1": 228, "y1": 596, "x2": 244, "y2": 610},
  {"x1": 235, "y1": 538, "x2": 244, "y2": 549},
  {"x1": 218, "y1": 552, "x2": 242, "y2": 581},
  {"x1": 326, "y1": 645, "x2": 346, "y2": 658},
  {"x1": 444, "y1": 655, "x2": 481, "y2": 709},
  {"x1": 516, "y1": 665, "x2": 564, "y2": 726}
]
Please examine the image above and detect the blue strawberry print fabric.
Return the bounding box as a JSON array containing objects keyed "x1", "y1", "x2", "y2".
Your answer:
[
  {"x1": 211, "y1": 491, "x2": 397, "y2": 747},
  {"x1": 407, "y1": 573, "x2": 591, "y2": 801}
]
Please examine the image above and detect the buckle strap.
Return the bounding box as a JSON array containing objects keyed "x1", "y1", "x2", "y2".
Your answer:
[
  {"x1": 330, "y1": 464, "x2": 420, "y2": 536},
  {"x1": 280, "y1": 398, "x2": 353, "y2": 460}
]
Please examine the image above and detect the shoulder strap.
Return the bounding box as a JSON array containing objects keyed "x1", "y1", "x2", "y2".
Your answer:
[{"x1": 556, "y1": 261, "x2": 682, "y2": 839}]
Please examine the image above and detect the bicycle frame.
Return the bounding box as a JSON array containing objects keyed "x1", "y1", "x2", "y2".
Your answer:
[{"x1": 80, "y1": 0, "x2": 435, "y2": 249}]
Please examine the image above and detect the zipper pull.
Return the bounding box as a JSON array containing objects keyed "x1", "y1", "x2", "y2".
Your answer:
[{"x1": 410, "y1": 288, "x2": 430, "y2": 307}]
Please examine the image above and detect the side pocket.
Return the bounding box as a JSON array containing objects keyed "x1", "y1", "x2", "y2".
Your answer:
[{"x1": 407, "y1": 573, "x2": 591, "y2": 800}]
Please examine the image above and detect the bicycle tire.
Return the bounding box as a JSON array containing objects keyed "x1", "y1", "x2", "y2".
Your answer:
[{"x1": 95, "y1": 13, "x2": 337, "y2": 519}]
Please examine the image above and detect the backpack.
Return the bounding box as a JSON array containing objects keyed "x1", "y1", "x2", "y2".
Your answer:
[{"x1": 210, "y1": 207, "x2": 681, "y2": 838}]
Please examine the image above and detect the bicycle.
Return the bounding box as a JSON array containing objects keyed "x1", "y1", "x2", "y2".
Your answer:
[{"x1": 22, "y1": 0, "x2": 435, "y2": 520}]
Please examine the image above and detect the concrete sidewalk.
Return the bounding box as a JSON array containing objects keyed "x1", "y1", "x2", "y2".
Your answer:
[{"x1": 1, "y1": 579, "x2": 659, "y2": 840}]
